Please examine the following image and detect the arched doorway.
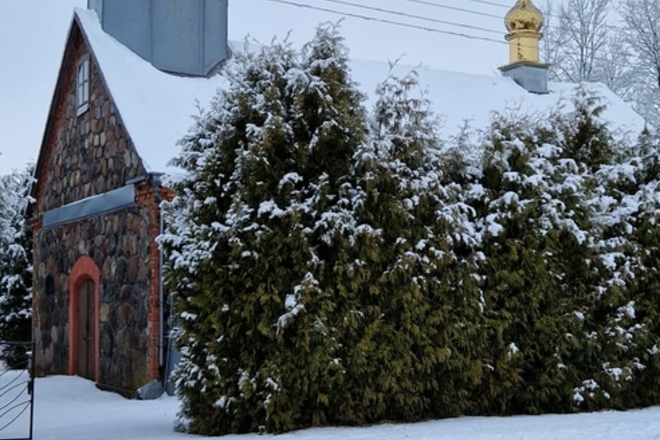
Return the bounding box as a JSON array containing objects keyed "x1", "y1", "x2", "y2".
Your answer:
[
  {"x1": 76, "y1": 279, "x2": 96, "y2": 380},
  {"x1": 69, "y1": 256, "x2": 100, "y2": 382}
]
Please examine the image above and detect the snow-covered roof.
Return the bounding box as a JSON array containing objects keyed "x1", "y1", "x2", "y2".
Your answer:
[{"x1": 74, "y1": 7, "x2": 646, "y2": 175}]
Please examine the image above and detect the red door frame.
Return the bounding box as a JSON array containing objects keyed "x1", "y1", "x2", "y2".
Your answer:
[{"x1": 68, "y1": 256, "x2": 100, "y2": 382}]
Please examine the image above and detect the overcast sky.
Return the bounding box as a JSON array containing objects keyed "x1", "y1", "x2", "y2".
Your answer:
[{"x1": 0, "y1": 0, "x2": 540, "y2": 175}]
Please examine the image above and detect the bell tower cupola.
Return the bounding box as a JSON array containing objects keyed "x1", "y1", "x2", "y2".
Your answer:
[
  {"x1": 505, "y1": 0, "x2": 544, "y2": 63},
  {"x1": 499, "y1": 0, "x2": 550, "y2": 94}
]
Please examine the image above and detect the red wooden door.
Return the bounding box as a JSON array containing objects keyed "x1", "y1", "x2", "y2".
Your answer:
[{"x1": 77, "y1": 279, "x2": 95, "y2": 380}]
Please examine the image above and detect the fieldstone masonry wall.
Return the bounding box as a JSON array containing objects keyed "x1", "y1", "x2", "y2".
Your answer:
[{"x1": 33, "y1": 207, "x2": 154, "y2": 390}]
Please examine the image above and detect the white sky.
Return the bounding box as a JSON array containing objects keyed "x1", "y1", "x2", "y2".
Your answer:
[{"x1": 0, "y1": 0, "x2": 542, "y2": 175}]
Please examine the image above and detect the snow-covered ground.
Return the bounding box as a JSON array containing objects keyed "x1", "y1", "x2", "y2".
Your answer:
[{"x1": 1, "y1": 374, "x2": 659, "y2": 440}]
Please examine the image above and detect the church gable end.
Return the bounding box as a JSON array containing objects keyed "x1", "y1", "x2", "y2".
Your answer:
[{"x1": 33, "y1": 19, "x2": 146, "y2": 218}]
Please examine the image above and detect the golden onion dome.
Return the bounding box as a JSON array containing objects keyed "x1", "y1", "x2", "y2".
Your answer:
[{"x1": 505, "y1": 0, "x2": 544, "y2": 33}]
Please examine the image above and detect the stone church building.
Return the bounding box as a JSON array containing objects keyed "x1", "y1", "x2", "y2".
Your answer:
[
  {"x1": 28, "y1": 0, "x2": 230, "y2": 393},
  {"x1": 28, "y1": 0, "x2": 643, "y2": 395}
]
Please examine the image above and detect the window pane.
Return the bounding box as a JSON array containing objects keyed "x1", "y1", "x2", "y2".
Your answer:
[{"x1": 77, "y1": 59, "x2": 90, "y2": 109}]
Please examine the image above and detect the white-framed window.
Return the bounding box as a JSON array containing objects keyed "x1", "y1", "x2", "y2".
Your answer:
[{"x1": 77, "y1": 58, "x2": 90, "y2": 116}]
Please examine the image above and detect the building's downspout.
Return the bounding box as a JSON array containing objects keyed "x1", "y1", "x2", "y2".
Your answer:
[{"x1": 149, "y1": 173, "x2": 165, "y2": 380}]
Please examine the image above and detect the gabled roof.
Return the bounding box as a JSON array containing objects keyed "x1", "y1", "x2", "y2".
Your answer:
[
  {"x1": 74, "y1": 8, "x2": 228, "y2": 175},
  {"x1": 52, "y1": 8, "x2": 647, "y2": 178},
  {"x1": 352, "y1": 60, "x2": 645, "y2": 141}
]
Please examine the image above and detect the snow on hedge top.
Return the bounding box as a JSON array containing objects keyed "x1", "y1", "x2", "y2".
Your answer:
[{"x1": 75, "y1": 8, "x2": 646, "y2": 175}]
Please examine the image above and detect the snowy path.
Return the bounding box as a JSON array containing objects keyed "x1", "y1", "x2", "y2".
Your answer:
[{"x1": 2, "y1": 375, "x2": 658, "y2": 440}]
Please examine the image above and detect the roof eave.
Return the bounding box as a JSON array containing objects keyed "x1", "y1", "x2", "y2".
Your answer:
[{"x1": 28, "y1": 13, "x2": 80, "y2": 218}]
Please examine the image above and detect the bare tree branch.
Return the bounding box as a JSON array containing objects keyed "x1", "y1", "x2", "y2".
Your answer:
[
  {"x1": 619, "y1": 0, "x2": 660, "y2": 125},
  {"x1": 555, "y1": 0, "x2": 611, "y2": 82}
]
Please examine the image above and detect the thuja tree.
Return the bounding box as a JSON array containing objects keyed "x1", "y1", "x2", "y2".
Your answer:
[
  {"x1": 469, "y1": 90, "x2": 645, "y2": 415},
  {"x1": 470, "y1": 90, "x2": 660, "y2": 414},
  {"x1": 471, "y1": 113, "x2": 586, "y2": 415},
  {"x1": 161, "y1": 24, "x2": 368, "y2": 435},
  {"x1": 337, "y1": 70, "x2": 486, "y2": 423},
  {"x1": 0, "y1": 165, "x2": 33, "y2": 367},
  {"x1": 581, "y1": 125, "x2": 660, "y2": 410},
  {"x1": 626, "y1": 128, "x2": 660, "y2": 407},
  {"x1": 537, "y1": 90, "x2": 660, "y2": 411}
]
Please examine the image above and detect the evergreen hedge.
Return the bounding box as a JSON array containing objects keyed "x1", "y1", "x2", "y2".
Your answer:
[{"x1": 160, "y1": 25, "x2": 660, "y2": 435}]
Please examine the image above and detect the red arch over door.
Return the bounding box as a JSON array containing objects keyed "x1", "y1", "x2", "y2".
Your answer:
[{"x1": 68, "y1": 256, "x2": 100, "y2": 382}]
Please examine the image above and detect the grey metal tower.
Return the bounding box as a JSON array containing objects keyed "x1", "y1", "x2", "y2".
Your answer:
[{"x1": 87, "y1": 0, "x2": 229, "y2": 77}]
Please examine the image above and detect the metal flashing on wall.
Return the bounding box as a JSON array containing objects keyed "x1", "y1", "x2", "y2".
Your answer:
[{"x1": 42, "y1": 184, "x2": 135, "y2": 229}]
